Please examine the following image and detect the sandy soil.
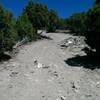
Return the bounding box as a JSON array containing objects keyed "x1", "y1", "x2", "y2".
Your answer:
[{"x1": 0, "y1": 32, "x2": 100, "y2": 100}]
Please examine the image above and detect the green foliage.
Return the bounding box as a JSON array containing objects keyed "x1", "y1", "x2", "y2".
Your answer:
[
  {"x1": 47, "y1": 9, "x2": 59, "y2": 32},
  {"x1": 85, "y1": 4, "x2": 100, "y2": 56},
  {"x1": 0, "y1": 5, "x2": 17, "y2": 55},
  {"x1": 47, "y1": 24, "x2": 56, "y2": 32},
  {"x1": 16, "y1": 14, "x2": 37, "y2": 41},
  {"x1": 65, "y1": 0, "x2": 100, "y2": 57},
  {"x1": 23, "y1": 1, "x2": 59, "y2": 32},
  {"x1": 0, "y1": 1, "x2": 60, "y2": 59},
  {"x1": 95, "y1": 0, "x2": 100, "y2": 5},
  {"x1": 66, "y1": 12, "x2": 86, "y2": 35},
  {"x1": 23, "y1": 0, "x2": 49, "y2": 29},
  {"x1": 58, "y1": 18, "x2": 67, "y2": 29}
]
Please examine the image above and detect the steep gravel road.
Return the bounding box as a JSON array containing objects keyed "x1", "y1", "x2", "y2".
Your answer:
[{"x1": 0, "y1": 32, "x2": 100, "y2": 100}]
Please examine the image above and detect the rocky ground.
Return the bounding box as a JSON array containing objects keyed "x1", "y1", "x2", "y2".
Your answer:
[{"x1": 0, "y1": 32, "x2": 100, "y2": 100}]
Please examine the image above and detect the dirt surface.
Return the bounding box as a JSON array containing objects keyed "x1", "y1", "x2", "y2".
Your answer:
[{"x1": 0, "y1": 32, "x2": 100, "y2": 100}]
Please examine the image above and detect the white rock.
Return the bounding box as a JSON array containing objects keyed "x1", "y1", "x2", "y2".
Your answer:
[
  {"x1": 60, "y1": 96, "x2": 66, "y2": 100},
  {"x1": 97, "y1": 82, "x2": 100, "y2": 85},
  {"x1": 68, "y1": 40, "x2": 73, "y2": 44},
  {"x1": 37, "y1": 63, "x2": 43, "y2": 68}
]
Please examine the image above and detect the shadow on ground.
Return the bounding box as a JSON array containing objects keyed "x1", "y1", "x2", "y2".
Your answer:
[
  {"x1": 39, "y1": 34, "x2": 52, "y2": 40},
  {"x1": 65, "y1": 55, "x2": 100, "y2": 70},
  {"x1": 0, "y1": 53, "x2": 11, "y2": 62}
]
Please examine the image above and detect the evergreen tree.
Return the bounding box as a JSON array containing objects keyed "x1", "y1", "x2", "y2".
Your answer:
[
  {"x1": 23, "y1": 0, "x2": 49, "y2": 30},
  {"x1": 0, "y1": 5, "x2": 17, "y2": 55},
  {"x1": 85, "y1": 4, "x2": 100, "y2": 56},
  {"x1": 47, "y1": 9, "x2": 59, "y2": 32},
  {"x1": 66, "y1": 12, "x2": 86, "y2": 35},
  {"x1": 95, "y1": 0, "x2": 100, "y2": 4},
  {"x1": 16, "y1": 14, "x2": 37, "y2": 41}
]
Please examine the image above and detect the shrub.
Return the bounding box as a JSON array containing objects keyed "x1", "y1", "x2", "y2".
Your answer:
[
  {"x1": 0, "y1": 5, "x2": 17, "y2": 56},
  {"x1": 66, "y1": 12, "x2": 86, "y2": 35},
  {"x1": 47, "y1": 24, "x2": 56, "y2": 32},
  {"x1": 16, "y1": 14, "x2": 37, "y2": 41},
  {"x1": 47, "y1": 10, "x2": 59, "y2": 32},
  {"x1": 85, "y1": 5, "x2": 100, "y2": 56},
  {"x1": 23, "y1": 0, "x2": 49, "y2": 30}
]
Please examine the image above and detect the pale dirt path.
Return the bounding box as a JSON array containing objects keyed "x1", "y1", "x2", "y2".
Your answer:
[{"x1": 0, "y1": 33, "x2": 100, "y2": 100}]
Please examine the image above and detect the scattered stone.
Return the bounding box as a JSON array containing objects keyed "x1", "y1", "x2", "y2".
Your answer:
[
  {"x1": 85, "y1": 94, "x2": 92, "y2": 98},
  {"x1": 58, "y1": 81, "x2": 62, "y2": 84},
  {"x1": 48, "y1": 79, "x2": 53, "y2": 82},
  {"x1": 97, "y1": 81, "x2": 100, "y2": 85},
  {"x1": 10, "y1": 69, "x2": 13, "y2": 71},
  {"x1": 42, "y1": 95, "x2": 45, "y2": 98},
  {"x1": 96, "y1": 81, "x2": 100, "y2": 88},
  {"x1": 37, "y1": 63, "x2": 43, "y2": 68},
  {"x1": 42, "y1": 65, "x2": 50, "y2": 69},
  {"x1": 57, "y1": 96, "x2": 66, "y2": 100},
  {"x1": 9, "y1": 72, "x2": 19, "y2": 77},
  {"x1": 53, "y1": 71, "x2": 59, "y2": 77},
  {"x1": 33, "y1": 59, "x2": 50, "y2": 69},
  {"x1": 60, "y1": 96, "x2": 66, "y2": 100},
  {"x1": 33, "y1": 59, "x2": 45, "y2": 68},
  {"x1": 59, "y1": 36, "x2": 86, "y2": 55},
  {"x1": 71, "y1": 82, "x2": 76, "y2": 89},
  {"x1": 34, "y1": 59, "x2": 38, "y2": 65},
  {"x1": 71, "y1": 81, "x2": 80, "y2": 93},
  {"x1": 8, "y1": 84, "x2": 13, "y2": 88},
  {"x1": 3, "y1": 66, "x2": 9, "y2": 70},
  {"x1": 6, "y1": 64, "x2": 11, "y2": 67},
  {"x1": 30, "y1": 71, "x2": 34, "y2": 73},
  {"x1": 11, "y1": 62, "x2": 19, "y2": 67}
]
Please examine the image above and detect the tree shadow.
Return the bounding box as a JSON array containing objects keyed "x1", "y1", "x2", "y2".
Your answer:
[
  {"x1": 0, "y1": 53, "x2": 11, "y2": 62},
  {"x1": 65, "y1": 55, "x2": 100, "y2": 70},
  {"x1": 38, "y1": 34, "x2": 52, "y2": 40}
]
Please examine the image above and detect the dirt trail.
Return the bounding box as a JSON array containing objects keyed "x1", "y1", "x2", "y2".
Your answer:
[{"x1": 0, "y1": 33, "x2": 100, "y2": 100}]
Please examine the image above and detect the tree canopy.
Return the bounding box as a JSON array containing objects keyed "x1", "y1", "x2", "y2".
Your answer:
[
  {"x1": 66, "y1": 0, "x2": 100, "y2": 57},
  {"x1": 23, "y1": 0, "x2": 49, "y2": 29},
  {"x1": 66, "y1": 12, "x2": 86, "y2": 35},
  {"x1": 95, "y1": 0, "x2": 100, "y2": 4},
  {"x1": 84, "y1": 4, "x2": 100, "y2": 56},
  {"x1": 0, "y1": 1, "x2": 60, "y2": 59},
  {"x1": 0, "y1": 5, "x2": 17, "y2": 55}
]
